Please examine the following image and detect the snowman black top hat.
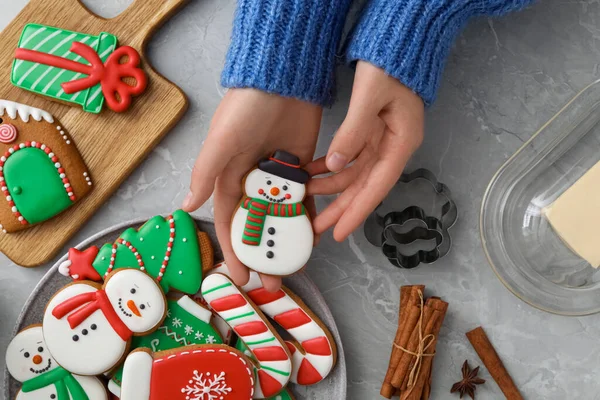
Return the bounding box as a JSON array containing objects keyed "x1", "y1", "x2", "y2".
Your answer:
[{"x1": 258, "y1": 150, "x2": 310, "y2": 184}]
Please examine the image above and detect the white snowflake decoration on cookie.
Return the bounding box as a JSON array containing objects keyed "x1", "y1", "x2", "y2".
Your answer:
[
  {"x1": 205, "y1": 335, "x2": 216, "y2": 344},
  {"x1": 181, "y1": 370, "x2": 232, "y2": 400},
  {"x1": 184, "y1": 325, "x2": 194, "y2": 335},
  {"x1": 195, "y1": 331, "x2": 204, "y2": 341},
  {"x1": 172, "y1": 317, "x2": 182, "y2": 328}
]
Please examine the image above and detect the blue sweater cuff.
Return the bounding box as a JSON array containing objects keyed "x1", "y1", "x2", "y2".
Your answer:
[
  {"x1": 346, "y1": 0, "x2": 534, "y2": 106},
  {"x1": 221, "y1": 0, "x2": 352, "y2": 106}
]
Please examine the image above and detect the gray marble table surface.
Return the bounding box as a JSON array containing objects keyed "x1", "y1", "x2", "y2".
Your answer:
[{"x1": 1, "y1": 1, "x2": 600, "y2": 399}]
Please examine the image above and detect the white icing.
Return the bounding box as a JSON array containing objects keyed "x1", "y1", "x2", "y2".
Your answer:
[
  {"x1": 57, "y1": 259, "x2": 71, "y2": 277},
  {"x1": 181, "y1": 370, "x2": 232, "y2": 399},
  {"x1": 120, "y1": 351, "x2": 152, "y2": 400},
  {"x1": 244, "y1": 169, "x2": 305, "y2": 204},
  {"x1": 42, "y1": 269, "x2": 165, "y2": 375},
  {"x1": 108, "y1": 379, "x2": 121, "y2": 397},
  {"x1": 105, "y1": 269, "x2": 166, "y2": 333},
  {"x1": 231, "y1": 167, "x2": 313, "y2": 276},
  {"x1": 0, "y1": 99, "x2": 54, "y2": 123},
  {"x1": 231, "y1": 209, "x2": 313, "y2": 276},
  {"x1": 201, "y1": 273, "x2": 292, "y2": 396},
  {"x1": 177, "y1": 295, "x2": 212, "y2": 324},
  {"x1": 7, "y1": 326, "x2": 108, "y2": 399},
  {"x1": 210, "y1": 262, "x2": 335, "y2": 385}
]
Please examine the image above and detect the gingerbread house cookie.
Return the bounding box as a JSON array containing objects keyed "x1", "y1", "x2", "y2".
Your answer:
[{"x1": 0, "y1": 99, "x2": 92, "y2": 233}]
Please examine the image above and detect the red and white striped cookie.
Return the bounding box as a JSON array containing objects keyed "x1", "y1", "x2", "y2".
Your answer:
[
  {"x1": 201, "y1": 273, "x2": 292, "y2": 398},
  {"x1": 210, "y1": 262, "x2": 337, "y2": 385}
]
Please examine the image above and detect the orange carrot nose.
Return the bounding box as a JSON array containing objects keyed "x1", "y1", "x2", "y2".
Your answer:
[
  {"x1": 32, "y1": 355, "x2": 42, "y2": 365},
  {"x1": 127, "y1": 300, "x2": 141, "y2": 317},
  {"x1": 270, "y1": 187, "x2": 280, "y2": 196}
]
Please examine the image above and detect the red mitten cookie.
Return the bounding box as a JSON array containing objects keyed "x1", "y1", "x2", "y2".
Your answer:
[{"x1": 120, "y1": 346, "x2": 255, "y2": 400}]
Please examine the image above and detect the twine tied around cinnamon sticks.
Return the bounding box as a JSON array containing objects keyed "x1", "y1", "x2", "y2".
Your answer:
[
  {"x1": 392, "y1": 290, "x2": 436, "y2": 394},
  {"x1": 380, "y1": 285, "x2": 449, "y2": 399}
]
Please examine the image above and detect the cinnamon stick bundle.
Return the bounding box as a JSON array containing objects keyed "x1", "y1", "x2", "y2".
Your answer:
[
  {"x1": 400, "y1": 300, "x2": 448, "y2": 400},
  {"x1": 466, "y1": 327, "x2": 523, "y2": 400},
  {"x1": 392, "y1": 298, "x2": 447, "y2": 391},
  {"x1": 380, "y1": 285, "x2": 424, "y2": 399}
]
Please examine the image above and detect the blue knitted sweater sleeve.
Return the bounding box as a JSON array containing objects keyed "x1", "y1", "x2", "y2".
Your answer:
[
  {"x1": 221, "y1": 0, "x2": 353, "y2": 106},
  {"x1": 346, "y1": 0, "x2": 535, "y2": 105},
  {"x1": 221, "y1": 0, "x2": 534, "y2": 107}
]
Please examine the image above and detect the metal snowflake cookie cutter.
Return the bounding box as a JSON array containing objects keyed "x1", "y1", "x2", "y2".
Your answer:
[
  {"x1": 380, "y1": 206, "x2": 445, "y2": 269},
  {"x1": 364, "y1": 168, "x2": 458, "y2": 261}
]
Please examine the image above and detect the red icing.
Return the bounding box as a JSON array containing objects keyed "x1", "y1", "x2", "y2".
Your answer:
[
  {"x1": 285, "y1": 342, "x2": 296, "y2": 354},
  {"x1": 257, "y1": 369, "x2": 283, "y2": 397},
  {"x1": 253, "y1": 346, "x2": 289, "y2": 362},
  {"x1": 0, "y1": 123, "x2": 18, "y2": 144},
  {"x1": 301, "y1": 336, "x2": 332, "y2": 356},
  {"x1": 234, "y1": 321, "x2": 268, "y2": 336},
  {"x1": 274, "y1": 309, "x2": 311, "y2": 329},
  {"x1": 258, "y1": 188, "x2": 264, "y2": 194},
  {"x1": 14, "y1": 42, "x2": 147, "y2": 113},
  {"x1": 148, "y1": 347, "x2": 254, "y2": 400},
  {"x1": 246, "y1": 288, "x2": 285, "y2": 306},
  {"x1": 297, "y1": 358, "x2": 323, "y2": 385},
  {"x1": 210, "y1": 294, "x2": 247, "y2": 312},
  {"x1": 67, "y1": 246, "x2": 102, "y2": 281},
  {"x1": 51, "y1": 288, "x2": 132, "y2": 341},
  {"x1": 285, "y1": 193, "x2": 291, "y2": 199}
]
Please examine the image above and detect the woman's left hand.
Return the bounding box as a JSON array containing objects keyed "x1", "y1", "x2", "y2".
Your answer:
[{"x1": 306, "y1": 61, "x2": 425, "y2": 242}]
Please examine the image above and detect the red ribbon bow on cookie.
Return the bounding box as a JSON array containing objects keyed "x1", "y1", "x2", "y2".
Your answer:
[{"x1": 15, "y1": 42, "x2": 147, "y2": 113}]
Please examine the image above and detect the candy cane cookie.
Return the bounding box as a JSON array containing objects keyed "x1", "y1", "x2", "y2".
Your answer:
[
  {"x1": 201, "y1": 273, "x2": 292, "y2": 398},
  {"x1": 209, "y1": 263, "x2": 337, "y2": 385}
]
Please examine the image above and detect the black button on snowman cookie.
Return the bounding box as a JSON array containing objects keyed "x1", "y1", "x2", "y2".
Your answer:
[{"x1": 231, "y1": 150, "x2": 313, "y2": 276}]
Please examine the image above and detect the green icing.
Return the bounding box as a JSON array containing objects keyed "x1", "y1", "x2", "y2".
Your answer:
[
  {"x1": 11, "y1": 23, "x2": 117, "y2": 114},
  {"x1": 92, "y1": 210, "x2": 203, "y2": 294},
  {"x1": 111, "y1": 297, "x2": 222, "y2": 388},
  {"x1": 4, "y1": 147, "x2": 71, "y2": 224},
  {"x1": 235, "y1": 338, "x2": 293, "y2": 400}
]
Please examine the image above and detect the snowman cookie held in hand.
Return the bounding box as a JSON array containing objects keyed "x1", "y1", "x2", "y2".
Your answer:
[
  {"x1": 231, "y1": 150, "x2": 313, "y2": 276},
  {"x1": 6, "y1": 325, "x2": 107, "y2": 400},
  {"x1": 42, "y1": 268, "x2": 166, "y2": 376}
]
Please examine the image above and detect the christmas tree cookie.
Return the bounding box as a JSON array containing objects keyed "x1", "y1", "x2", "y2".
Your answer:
[
  {"x1": 0, "y1": 99, "x2": 92, "y2": 233},
  {"x1": 108, "y1": 295, "x2": 224, "y2": 396},
  {"x1": 58, "y1": 210, "x2": 213, "y2": 294}
]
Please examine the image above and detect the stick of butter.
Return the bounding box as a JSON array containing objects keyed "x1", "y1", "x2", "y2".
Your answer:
[{"x1": 543, "y1": 161, "x2": 600, "y2": 268}]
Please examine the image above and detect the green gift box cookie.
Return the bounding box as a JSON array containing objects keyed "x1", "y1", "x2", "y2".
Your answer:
[{"x1": 12, "y1": 23, "x2": 147, "y2": 114}]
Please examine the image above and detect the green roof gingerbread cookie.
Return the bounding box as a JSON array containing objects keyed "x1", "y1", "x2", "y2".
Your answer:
[{"x1": 58, "y1": 210, "x2": 214, "y2": 294}]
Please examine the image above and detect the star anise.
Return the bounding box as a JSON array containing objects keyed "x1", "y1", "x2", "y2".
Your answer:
[{"x1": 450, "y1": 360, "x2": 486, "y2": 399}]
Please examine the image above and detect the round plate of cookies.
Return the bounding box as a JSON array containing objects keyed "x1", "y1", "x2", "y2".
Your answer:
[{"x1": 4, "y1": 209, "x2": 346, "y2": 400}]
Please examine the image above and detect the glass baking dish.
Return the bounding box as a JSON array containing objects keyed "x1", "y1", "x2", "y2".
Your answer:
[{"x1": 481, "y1": 80, "x2": 600, "y2": 315}]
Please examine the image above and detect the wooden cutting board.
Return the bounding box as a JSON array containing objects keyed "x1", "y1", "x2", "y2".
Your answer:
[{"x1": 0, "y1": 0, "x2": 189, "y2": 266}]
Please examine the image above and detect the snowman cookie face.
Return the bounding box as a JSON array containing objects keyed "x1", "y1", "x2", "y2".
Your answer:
[
  {"x1": 105, "y1": 268, "x2": 166, "y2": 332},
  {"x1": 6, "y1": 326, "x2": 54, "y2": 383},
  {"x1": 244, "y1": 168, "x2": 306, "y2": 204}
]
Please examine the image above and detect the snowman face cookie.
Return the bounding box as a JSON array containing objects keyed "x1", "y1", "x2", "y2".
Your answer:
[
  {"x1": 244, "y1": 168, "x2": 306, "y2": 205},
  {"x1": 43, "y1": 268, "x2": 167, "y2": 375},
  {"x1": 6, "y1": 326, "x2": 53, "y2": 382},
  {"x1": 105, "y1": 268, "x2": 166, "y2": 332}
]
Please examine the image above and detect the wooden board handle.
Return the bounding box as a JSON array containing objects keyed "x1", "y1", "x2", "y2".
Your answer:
[{"x1": 113, "y1": 0, "x2": 189, "y2": 45}]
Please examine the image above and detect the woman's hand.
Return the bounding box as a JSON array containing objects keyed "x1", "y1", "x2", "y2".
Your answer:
[
  {"x1": 307, "y1": 61, "x2": 424, "y2": 242},
  {"x1": 183, "y1": 88, "x2": 322, "y2": 291}
]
